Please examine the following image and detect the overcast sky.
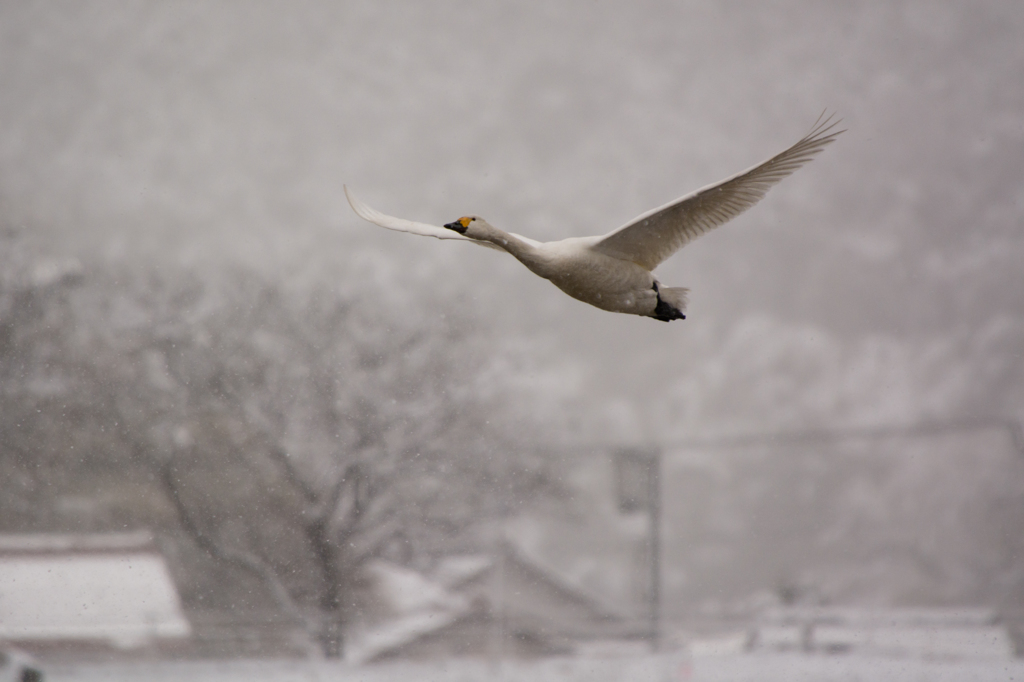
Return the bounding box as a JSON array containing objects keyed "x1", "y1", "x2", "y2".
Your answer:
[{"x1": 2, "y1": 1, "x2": 1021, "y2": 442}]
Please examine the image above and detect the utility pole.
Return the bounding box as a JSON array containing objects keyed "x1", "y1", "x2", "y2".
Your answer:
[
  {"x1": 647, "y1": 450, "x2": 661, "y2": 652},
  {"x1": 615, "y1": 448, "x2": 661, "y2": 652}
]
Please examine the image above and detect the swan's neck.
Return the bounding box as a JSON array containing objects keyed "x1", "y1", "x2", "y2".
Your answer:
[{"x1": 470, "y1": 223, "x2": 547, "y2": 272}]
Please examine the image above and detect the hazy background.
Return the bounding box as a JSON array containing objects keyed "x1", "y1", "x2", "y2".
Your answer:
[
  {"x1": 2, "y1": 0, "x2": 1023, "y2": 664},
  {"x1": 2, "y1": 1, "x2": 1022, "y2": 438}
]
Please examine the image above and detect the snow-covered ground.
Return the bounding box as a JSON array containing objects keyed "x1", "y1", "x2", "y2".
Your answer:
[{"x1": 43, "y1": 654, "x2": 1024, "y2": 682}]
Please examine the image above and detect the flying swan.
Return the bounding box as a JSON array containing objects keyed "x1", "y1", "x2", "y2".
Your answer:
[{"x1": 346, "y1": 114, "x2": 843, "y2": 322}]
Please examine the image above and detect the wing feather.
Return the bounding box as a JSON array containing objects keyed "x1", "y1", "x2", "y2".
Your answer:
[
  {"x1": 344, "y1": 186, "x2": 505, "y2": 251},
  {"x1": 592, "y1": 114, "x2": 845, "y2": 270}
]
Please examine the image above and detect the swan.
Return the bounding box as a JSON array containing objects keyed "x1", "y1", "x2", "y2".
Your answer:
[{"x1": 346, "y1": 114, "x2": 843, "y2": 322}]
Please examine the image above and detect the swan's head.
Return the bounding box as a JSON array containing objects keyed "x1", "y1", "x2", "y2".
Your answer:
[{"x1": 443, "y1": 216, "x2": 479, "y2": 235}]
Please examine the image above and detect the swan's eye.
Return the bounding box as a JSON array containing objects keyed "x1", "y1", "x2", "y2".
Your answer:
[{"x1": 458, "y1": 217, "x2": 474, "y2": 229}]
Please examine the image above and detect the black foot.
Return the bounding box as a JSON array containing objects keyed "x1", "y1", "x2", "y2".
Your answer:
[
  {"x1": 652, "y1": 297, "x2": 686, "y2": 322},
  {"x1": 650, "y1": 281, "x2": 685, "y2": 321}
]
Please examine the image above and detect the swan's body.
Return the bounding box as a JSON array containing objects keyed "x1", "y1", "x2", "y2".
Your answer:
[{"x1": 346, "y1": 115, "x2": 843, "y2": 321}]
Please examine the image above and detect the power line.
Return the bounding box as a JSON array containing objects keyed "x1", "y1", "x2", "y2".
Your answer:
[{"x1": 660, "y1": 418, "x2": 1024, "y2": 458}]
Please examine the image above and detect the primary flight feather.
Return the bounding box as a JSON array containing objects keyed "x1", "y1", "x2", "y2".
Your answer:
[{"x1": 346, "y1": 114, "x2": 843, "y2": 322}]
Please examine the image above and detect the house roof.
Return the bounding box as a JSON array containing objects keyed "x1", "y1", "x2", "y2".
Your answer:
[
  {"x1": 346, "y1": 560, "x2": 471, "y2": 664},
  {"x1": 347, "y1": 543, "x2": 643, "y2": 663},
  {"x1": 0, "y1": 532, "x2": 191, "y2": 649},
  {"x1": 0, "y1": 531, "x2": 156, "y2": 554}
]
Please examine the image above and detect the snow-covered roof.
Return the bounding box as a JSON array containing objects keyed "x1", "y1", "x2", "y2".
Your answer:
[
  {"x1": 364, "y1": 560, "x2": 467, "y2": 615},
  {"x1": 0, "y1": 532, "x2": 191, "y2": 649},
  {"x1": 346, "y1": 560, "x2": 472, "y2": 664},
  {"x1": 347, "y1": 547, "x2": 640, "y2": 663},
  {"x1": 431, "y1": 555, "x2": 492, "y2": 590}
]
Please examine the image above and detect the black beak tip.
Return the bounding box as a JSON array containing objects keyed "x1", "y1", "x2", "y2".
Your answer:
[{"x1": 444, "y1": 221, "x2": 467, "y2": 234}]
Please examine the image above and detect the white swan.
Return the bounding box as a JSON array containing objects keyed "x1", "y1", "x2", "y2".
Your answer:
[{"x1": 346, "y1": 114, "x2": 843, "y2": 322}]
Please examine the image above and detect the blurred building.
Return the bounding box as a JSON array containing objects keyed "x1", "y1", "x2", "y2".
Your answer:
[
  {"x1": 746, "y1": 606, "x2": 1016, "y2": 660},
  {"x1": 348, "y1": 542, "x2": 647, "y2": 663},
  {"x1": 0, "y1": 532, "x2": 190, "y2": 656},
  {"x1": 502, "y1": 426, "x2": 1024, "y2": 635}
]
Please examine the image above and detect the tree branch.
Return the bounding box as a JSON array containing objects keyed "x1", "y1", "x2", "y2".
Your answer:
[
  {"x1": 268, "y1": 446, "x2": 318, "y2": 505},
  {"x1": 158, "y1": 458, "x2": 315, "y2": 633}
]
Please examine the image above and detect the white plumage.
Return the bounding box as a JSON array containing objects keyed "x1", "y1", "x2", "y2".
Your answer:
[{"x1": 346, "y1": 114, "x2": 843, "y2": 321}]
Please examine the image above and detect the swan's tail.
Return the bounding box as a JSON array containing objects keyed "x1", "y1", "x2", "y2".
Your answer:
[{"x1": 652, "y1": 286, "x2": 688, "y2": 322}]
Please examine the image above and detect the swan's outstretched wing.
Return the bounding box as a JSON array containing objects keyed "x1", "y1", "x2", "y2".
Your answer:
[
  {"x1": 345, "y1": 186, "x2": 505, "y2": 251},
  {"x1": 592, "y1": 114, "x2": 844, "y2": 270}
]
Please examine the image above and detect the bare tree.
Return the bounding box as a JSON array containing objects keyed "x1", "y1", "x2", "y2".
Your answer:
[
  {"x1": 66, "y1": 265, "x2": 554, "y2": 656},
  {"x1": 0, "y1": 227, "x2": 86, "y2": 525}
]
